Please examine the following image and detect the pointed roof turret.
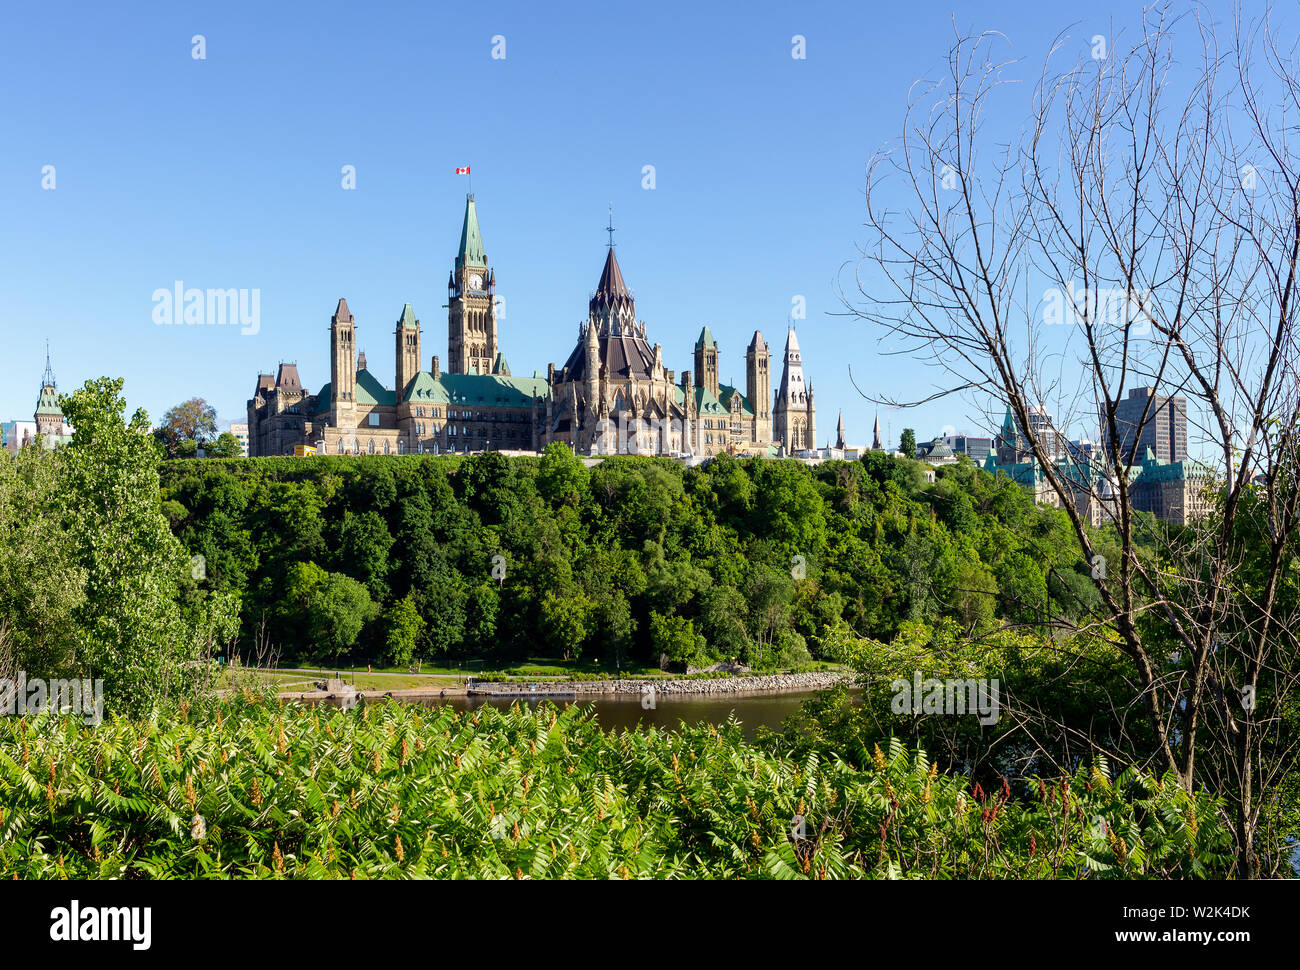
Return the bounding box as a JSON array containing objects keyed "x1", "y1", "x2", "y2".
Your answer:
[
  {"x1": 399, "y1": 303, "x2": 418, "y2": 328},
  {"x1": 333, "y1": 298, "x2": 353, "y2": 324},
  {"x1": 775, "y1": 327, "x2": 808, "y2": 406},
  {"x1": 591, "y1": 245, "x2": 633, "y2": 311},
  {"x1": 35, "y1": 383, "x2": 62, "y2": 417},
  {"x1": 836, "y1": 411, "x2": 847, "y2": 449},
  {"x1": 872, "y1": 413, "x2": 883, "y2": 450},
  {"x1": 456, "y1": 194, "x2": 487, "y2": 270},
  {"x1": 695, "y1": 326, "x2": 717, "y2": 350}
]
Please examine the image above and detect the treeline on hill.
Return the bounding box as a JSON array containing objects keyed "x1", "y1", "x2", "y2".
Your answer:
[{"x1": 158, "y1": 444, "x2": 1121, "y2": 670}]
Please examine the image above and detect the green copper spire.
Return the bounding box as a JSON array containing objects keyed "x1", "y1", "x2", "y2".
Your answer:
[
  {"x1": 456, "y1": 194, "x2": 487, "y2": 270},
  {"x1": 695, "y1": 326, "x2": 717, "y2": 350},
  {"x1": 399, "y1": 303, "x2": 417, "y2": 328},
  {"x1": 35, "y1": 341, "x2": 61, "y2": 416}
]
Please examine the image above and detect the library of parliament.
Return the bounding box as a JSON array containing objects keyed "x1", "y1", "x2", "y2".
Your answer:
[{"x1": 247, "y1": 196, "x2": 818, "y2": 459}]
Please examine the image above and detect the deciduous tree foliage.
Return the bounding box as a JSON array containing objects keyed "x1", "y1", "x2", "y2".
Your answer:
[
  {"x1": 158, "y1": 446, "x2": 1097, "y2": 670},
  {"x1": 1, "y1": 378, "x2": 238, "y2": 713}
]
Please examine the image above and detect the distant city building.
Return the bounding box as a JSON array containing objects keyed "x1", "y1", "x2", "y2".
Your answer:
[
  {"x1": 982, "y1": 399, "x2": 1211, "y2": 526},
  {"x1": 1068, "y1": 438, "x2": 1102, "y2": 464},
  {"x1": 1104, "y1": 386, "x2": 1188, "y2": 465},
  {"x1": 996, "y1": 405, "x2": 1067, "y2": 464},
  {"x1": 916, "y1": 438, "x2": 959, "y2": 465},
  {"x1": 228, "y1": 423, "x2": 249, "y2": 457},
  {"x1": 807, "y1": 412, "x2": 861, "y2": 461},
  {"x1": 936, "y1": 433, "x2": 992, "y2": 462},
  {"x1": 1128, "y1": 447, "x2": 1212, "y2": 525}
]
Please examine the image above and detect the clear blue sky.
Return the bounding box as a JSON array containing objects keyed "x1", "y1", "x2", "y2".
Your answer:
[{"x1": 0, "y1": 0, "x2": 1240, "y2": 447}]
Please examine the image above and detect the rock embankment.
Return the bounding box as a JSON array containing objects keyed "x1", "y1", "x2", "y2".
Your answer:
[{"x1": 469, "y1": 671, "x2": 847, "y2": 697}]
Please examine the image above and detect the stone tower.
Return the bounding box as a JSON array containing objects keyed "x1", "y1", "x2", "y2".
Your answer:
[
  {"x1": 773, "y1": 327, "x2": 815, "y2": 453},
  {"x1": 745, "y1": 330, "x2": 771, "y2": 445},
  {"x1": 447, "y1": 194, "x2": 498, "y2": 375},
  {"x1": 693, "y1": 326, "x2": 719, "y2": 397},
  {"x1": 394, "y1": 303, "x2": 421, "y2": 399},
  {"x1": 330, "y1": 298, "x2": 357, "y2": 428},
  {"x1": 34, "y1": 344, "x2": 63, "y2": 439}
]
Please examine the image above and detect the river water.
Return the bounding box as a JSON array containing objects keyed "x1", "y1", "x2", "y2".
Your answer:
[{"x1": 355, "y1": 689, "x2": 825, "y2": 740}]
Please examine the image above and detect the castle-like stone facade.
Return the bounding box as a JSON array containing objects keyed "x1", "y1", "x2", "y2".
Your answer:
[
  {"x1": 3, "y1": 349, "x2": 73, "y2": 455},
  {"x1": 248, "y1": 196, "x2": 815, "y2": 458}
]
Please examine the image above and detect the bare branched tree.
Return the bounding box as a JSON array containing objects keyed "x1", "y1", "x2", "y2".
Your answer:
[{"x1": 847, "y1": 2, "x2": 1300, "y2": 876}]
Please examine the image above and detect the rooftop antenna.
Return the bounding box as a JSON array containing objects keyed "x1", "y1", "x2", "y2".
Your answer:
[{"x1": 606, "y1": 202, "x2": 617, "y2": 249}]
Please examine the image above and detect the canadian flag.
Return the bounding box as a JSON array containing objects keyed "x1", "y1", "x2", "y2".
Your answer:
[{"x1": 455, "y1": 166, "x2": 470, "y2": 175}]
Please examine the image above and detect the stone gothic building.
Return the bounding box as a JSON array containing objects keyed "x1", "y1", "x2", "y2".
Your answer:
[
  {"x1": 248, "y1": 195, "x2": 816, "y2": 458},
  {"x1": 3, "y1": 348, "x2": 73, "y2": 455}
]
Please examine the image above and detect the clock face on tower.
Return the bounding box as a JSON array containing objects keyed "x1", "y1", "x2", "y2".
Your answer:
[{"x1": 467, "y1": 273, "x2": 483, "y2": 291}]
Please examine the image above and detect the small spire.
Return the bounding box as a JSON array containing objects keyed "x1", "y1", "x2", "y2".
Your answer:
[
  {"x1": 41, "y1": 339, "x2": 55, "y2": 388},
  {"x1": 606, "y1": 202, "x2": 616, "y2": 249}
]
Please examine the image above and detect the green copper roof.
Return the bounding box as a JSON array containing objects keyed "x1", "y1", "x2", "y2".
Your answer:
[
  {"x1": 695, "y1": 326, "x2": 717, "y2": 350},
  {"x1": 492, "y1": 352, "x2": 510, "y2": 376},
  {"x1": 313, "y1": 382, "x2": 332, "y2": 414},
  {"x1": 35, "y1": 383, "x2": 62, "y2": 416},
  {"x1": 1132, "y1": 452, "x2": 1213, "y2": 483},
  {"x1": 694, "y1": 387, "x2": 726, "y2": 415},
  {"x1": 315, "y1": 369, "x2": 551, "y2": 415},
  {"x1": 355, "y1": 369, "x2": 395, "y2": 406},
  {"x1": 456, "y1": 195, "x2": 487, "y2": 270},
  {"x1": 399, "y1": 303, "x2": 417, "y2": 328},
  {"x1": 717, "y1": 384, "x2": 754, "y2": 417},
  {"x1": 312, "y1": 370, "x2": 396, "y2": 414},
  {"x1": 403, "y1": 371, "x2": 551, "y2": 408}
]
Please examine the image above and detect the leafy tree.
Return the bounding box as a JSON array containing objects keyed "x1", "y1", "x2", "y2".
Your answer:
[
  {"x1": 207, "y1": 432, "x2": 243, "y2": 458},
  {"x1": 383, "y1": 595, "x2": 426, "y2": 667},
  {"x1": 280, "y1": 561, "x2": 376, "y2": 662},
  {"x1": 900, "y1": 428, "x2": 917, "y2": 458},
  {"x1": 328, "y1": 510, "x2": 394, "y2": 602},
  {"x1": 537, "y1": 441, "x2": 588, "y2": 507},
  {"x1": 153, "y1": 398, "x2": 218, "y2": 459},
  {"x1": 0, "y1": 447, "x2": 86, "y2": 679},
  {"x1": 58, "y1": 378, "x2": 238, "y2": 712},
  {"x1": 538, "y1": 587, "x2": 594, "y2": 660},
  {"x1": 649, "y1": 611, "x2": 705, "y2": 670}
]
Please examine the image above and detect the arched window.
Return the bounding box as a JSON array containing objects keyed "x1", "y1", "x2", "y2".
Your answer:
[{"x1": 368, "y1": 439, "x2": 375, "y2": 454}]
